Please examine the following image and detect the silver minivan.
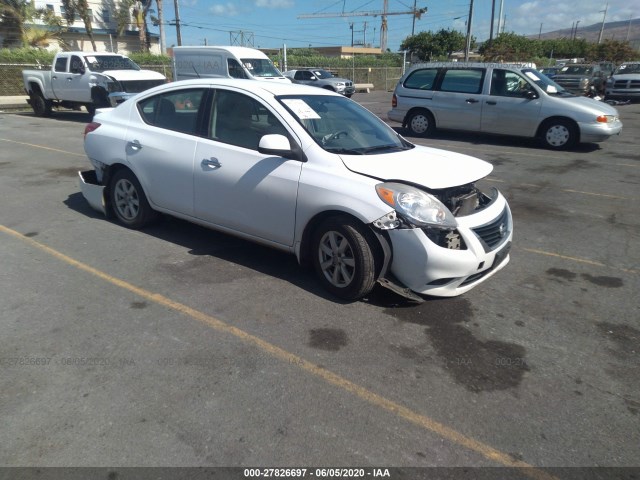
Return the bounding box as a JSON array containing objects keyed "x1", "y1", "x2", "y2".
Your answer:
[{"x1": 388, "y1": 62, "x2": 623, "y2": 150}]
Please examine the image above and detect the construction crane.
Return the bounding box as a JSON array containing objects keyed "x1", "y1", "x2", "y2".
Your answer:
[{"x1": 298, "y1": 0, "x2": 427, "y2": 52}]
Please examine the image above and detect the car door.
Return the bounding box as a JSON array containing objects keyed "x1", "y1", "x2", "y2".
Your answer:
[
  {"x1": 193, "y1": 88, "x2": 302, "y2": 247},
  {"x1": 125, "y1": 87, "x2": 209, "y2": 215},
  {"x1": 431, "y1": 67, "x2": 484, "y2": 131},
  {"x1": 54, "y1": 55, "x2": 88, "y2": 102},
  {"x1": 50, "y1": 55, "x2": 69, "y2": 100},
  {"x1": 293, "y1": 70, "x2": 315, "y2": 86},
  {"x1": 480, "y1": 68, "x2": 542, "y2": 137}
]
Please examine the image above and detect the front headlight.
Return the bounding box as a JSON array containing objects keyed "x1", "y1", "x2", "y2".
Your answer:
[
  {"x1": 579, "y1": 78, "x2": 589, "y2": 88},
  {"x1": 375, "y1": 182, "x2": 456, "y2": 229}
]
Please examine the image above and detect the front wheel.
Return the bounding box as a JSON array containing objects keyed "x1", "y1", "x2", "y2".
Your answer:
[
  {"x1": 109, "y1": 169, "x2": 157, "y2": 228},
  {"x1": 311, "y1": 216, "x2": 378, "y2": 300},
  {"x1": 406, "y1": 109, "x2": 435, "y2": 137},
  {"x1": 540, "y1": 119, "x2": 578, "y2": 150}
]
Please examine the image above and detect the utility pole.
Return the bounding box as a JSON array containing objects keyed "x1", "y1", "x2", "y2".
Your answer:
[
  {"x1": 173, "y1": 0, "x2": 182, "y2": 46},
  {"x1": 489, "y1": 0, "x2": 496, "y2": 43},
  {"x1": 574, "y1": 20, "x2": 580, "y2": 40},
  {"x1": 411, "y1": 0, "x2": 417, "y2": 36},
  {"x1": 496, "y1": 0, "x2": 504, "y2": 37},
  {"x1": 597, "y1": 3, "x2": 608, "y2": 44},
  {"x1": 538, "y1": 23, "x2": 542, "y2": 40},
  {"x1": 464, "y1": 0, "x2": 474, "y2": 62}
]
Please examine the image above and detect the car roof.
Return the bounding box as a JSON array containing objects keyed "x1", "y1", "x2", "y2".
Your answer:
[{"x1": 150, "y1": 78, "x2": 342, "y2": 97}]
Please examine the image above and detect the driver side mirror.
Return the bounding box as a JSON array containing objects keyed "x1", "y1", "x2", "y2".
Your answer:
[
  {"x1": 258, "y1": 134, "x2": 306, "y2": 162},
  {"x1": 524, "y1": 89, "x2": 538, "y2": 100},
  {"x1": 71, "y1": 65, "x2": 85, "y2": 75}
]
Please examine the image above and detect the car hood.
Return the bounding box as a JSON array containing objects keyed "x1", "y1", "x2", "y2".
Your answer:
[
  {"x1": 340, "y1": 145, "x2": 493, "y2": 189},
  {"x1": 555, "y1": 73, "x2": 590, "y2": 79},
  {"x1": 556, "y1": 95, "x2": 619, "y2": 114},
  {"x1": 329, "y1": 77, "x2": 352, "y2": 83},
  {"x1": 102, "y1": 69, "x2": 166, "y2": 81}
]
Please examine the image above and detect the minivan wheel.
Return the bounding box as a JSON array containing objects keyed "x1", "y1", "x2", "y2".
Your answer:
[
  {"x1": 109, "y1": 169, "x2": 157, "y2": 229},
  {"x1": 541, "y1": 119, "x2": 578, "y2": 150},
  {"x1": 311, "y1": 216, "x2": 378, "y2": 300},
  {"x1": 406, "y1": 109, "x2": 435, "y2": 137}
]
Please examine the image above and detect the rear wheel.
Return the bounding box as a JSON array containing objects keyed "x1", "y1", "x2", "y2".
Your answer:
[
  {"x1": 31, "y1": 91, "x2": 52, "y2": 117},
  {"x1": 311, "y1": 216, "x2": 378, "y2": 300},
  {"x1": 540, "y1": 119, "x2": 578, "y2": 150},
  {"x1": 406, "y1": 109, "x2": 435, "y2": 137},
  {"x1": 109, "y1": 169, "x2": 157, "y2": 228}
]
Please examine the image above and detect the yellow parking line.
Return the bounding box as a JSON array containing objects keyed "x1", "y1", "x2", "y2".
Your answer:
[
  {"x1": 0, "y1": 138, "x2": 85, "y2": 157},
  {"x1": 561, "y1": 189, "x2": 632, "y2": 200},
  {"x1": 521, "y1": 247, "x2": 638, "y2": 274},
  {"x1": 0, "y1": 223, "x2": 557, "y2": 480}
]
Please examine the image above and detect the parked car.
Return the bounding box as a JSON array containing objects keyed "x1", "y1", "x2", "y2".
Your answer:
[
  {"x1": 388, "y1": 62, "x2": 622, "y2": 150},
  {"x1": 22, "y1": 51, "x2": 166, "y2": 116},
  {"x1": 553, "y1": 62, "x2": 613, "y2": 95},
  {"x1": 172, "y1": 46, "x2": 290, "y2": 83},
  {"x1": 605, "y1": 62, "x2": 640, "y2": 101},
  {"x1": 538, "y1": 67, "x2": 559, "y2": 79},
  {"x1": 79, "y1": 79, "x2": 512, "y2": 300},
  {"x1": 283, "y1": 68, "x2": 355, "y2": 97}
]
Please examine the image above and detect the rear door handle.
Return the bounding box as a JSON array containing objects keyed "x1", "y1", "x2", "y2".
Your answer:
[
  {"x1": 486, "y1": 100, "x2": 497, "y2": 105},
  {"x1": 466, "y1": 98, "x2": 479, "y2": 104},
  {"x1": 201, "y1": 158, "x2": 221, "y2": 168}
]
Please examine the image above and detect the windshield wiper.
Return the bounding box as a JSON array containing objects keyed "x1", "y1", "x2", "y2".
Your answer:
[
  {"x1": 325, "y1": 147, "x2": 364, "y2": 155},
  {"x1": 360, "y1": 144, "x2": 410, "y2": 154}
]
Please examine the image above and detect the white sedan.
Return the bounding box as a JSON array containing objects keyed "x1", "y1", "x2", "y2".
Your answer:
[{"x1": 80, "y1": 78, "x2": 512, "y2": 300}]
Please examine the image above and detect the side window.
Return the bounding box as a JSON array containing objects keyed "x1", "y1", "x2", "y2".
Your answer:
[
  {"x1": 227, "y1": 59, "x2": 246, "y2": 79},
  {"x1": 439, "y1": 68, "x2": 484, "y2": 94},
  {"x1": 210, "y1": 90, "x2": 287, "y2": 150},
  {"x1": 54, "y1": 57, "x2": 68, "y2": 72},
  {"x1": 70, "y1": 55, "x2": 84, "y2": 74},
  {"x1": 403, "y1": 68, "x2": 438, "y2": 90},
  {"x1": 294, "y1": 71, "x2": 305, "y2": 80},
  {"x1": 137, "y1": 89, "x2": 206, "y2": 134},
  {"x1": 491, "y1": 69, "x2": 531, "y2": 97}
]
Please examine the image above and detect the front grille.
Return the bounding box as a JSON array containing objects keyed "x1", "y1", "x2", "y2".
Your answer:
[
  {"x1": 121, "y1": 79, "x2": 165, "y2": 93},
  {"x1": 472, "y1": 207, "x2": 510, "y2": 252},
  {"x1": 613, "y1": 79, "x2": 640, "y2": 89}
]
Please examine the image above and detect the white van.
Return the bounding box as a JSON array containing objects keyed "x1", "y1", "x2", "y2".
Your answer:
[{"x1": 172, "y1": 46, "x2": 290, "y2": 83}]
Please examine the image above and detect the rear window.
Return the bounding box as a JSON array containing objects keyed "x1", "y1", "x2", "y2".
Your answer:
[
  {"x1": 404, "y1": 68, "x2": 438, "y2": 90},
  {"x1": 439, "y1": 68, "x2": 484, "y2": 94}
]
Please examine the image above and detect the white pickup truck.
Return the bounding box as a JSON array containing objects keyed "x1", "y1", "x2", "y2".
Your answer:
[{"x1": 22, "y1": 51, "x2": 166, "y2": 116}]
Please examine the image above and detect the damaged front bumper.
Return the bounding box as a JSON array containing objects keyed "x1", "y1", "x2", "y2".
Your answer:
[
  {"x1": 386, "y1": 192, "x2": 513, "y2": 297},
  {"x1": 78, "y1": 170, "x2": 107, "y2": 215}
]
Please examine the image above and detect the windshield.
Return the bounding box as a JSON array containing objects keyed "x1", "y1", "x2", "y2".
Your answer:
[
  {"x1": 524, "y1": 69, "x2": 569, "y2": 95},
  {"x1": 85, "y1": 55, "x2": 140, "y2": 72},
  {"x1": 614, "y1": 63, "x2": 640, "y2": 75},
  {"x1": 312, "y1": 69, "x2": 333, "y2": 79},
  {"x1": 240, "y1": 58, "x2": 282, "y2": 78},
  {"x1": 559, "y1": 65, "x2": 592, "y2": 75},
  {"x1": 278, "y1": 94, "x2": 412, "y2": 155}
]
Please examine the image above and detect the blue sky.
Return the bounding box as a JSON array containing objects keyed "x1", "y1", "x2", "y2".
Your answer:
[{"x1": 158, "y1": 0, "x2": 640, "y2": 51}]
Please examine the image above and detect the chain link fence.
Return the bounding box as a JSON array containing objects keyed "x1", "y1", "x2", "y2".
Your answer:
[{"x1": 2, "y1": 63, "x2": 403, "y2": 97}]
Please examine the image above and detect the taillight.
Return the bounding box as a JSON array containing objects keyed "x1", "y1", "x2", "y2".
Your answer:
[
  {"x1": 392, "y1": 94, "x2": 397, "y2": 108},
  {"x1": 84, "y1": 122, "x2": 101, "y2": 139}
]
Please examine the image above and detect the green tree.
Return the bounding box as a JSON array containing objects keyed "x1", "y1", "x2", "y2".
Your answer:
[
  {"x1": 1, "y1": 0, "x2": 64, "y2": 48},
  {"x1": 400, "y1": 29, "x2": 468, "y2": 60},
  {"x1": 61, "y1": 0, "x2": 97, "y2": 51}
]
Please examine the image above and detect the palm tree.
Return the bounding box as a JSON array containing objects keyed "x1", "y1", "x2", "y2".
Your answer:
[
  {"x1": 61, "y1": 0, "x2": 97, "y2": 51},
  {"x1": 1, "y1": 0, "x2": 63, "y2": 48}
]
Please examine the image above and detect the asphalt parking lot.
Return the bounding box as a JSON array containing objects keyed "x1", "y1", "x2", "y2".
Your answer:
[{"x1": 1, "y1": 93, "x2": 638, "y2": 479}]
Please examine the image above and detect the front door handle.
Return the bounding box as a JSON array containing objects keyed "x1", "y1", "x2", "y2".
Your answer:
[
  {"x1": 466, "y1": 98, "x2": 479, "y2": 104},
  {"x1": 128, "y1": 140, "x2": 142, "y2": 151},
  {"x1": 201, "y1": 158, "x2": 221, "y2": 168}
]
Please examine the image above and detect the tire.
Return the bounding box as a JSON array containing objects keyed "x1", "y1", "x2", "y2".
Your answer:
[
  {"x1": 406, "y1": 109, "x2": 435, "y2": 137},
  {"x1": 540, "y1": 118, "x2": 578, "y2": 150},
  {"x1": 31, "y1": 91, "x2": 52, "y2": 117},
  {"x1": 311, "y1": 216, "x2": 378, "y2": 300},
  {"x1": 109, "y1": 169, "x2": 157, "y2": 229}
]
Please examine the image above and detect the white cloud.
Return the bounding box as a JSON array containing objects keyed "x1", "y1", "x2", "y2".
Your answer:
[
  {"x1": 209, "y1": 3, "x2": 241, "y2": 16},
  {"x1": 254, "y1": 0, "x2": 294, "y2": 8}
]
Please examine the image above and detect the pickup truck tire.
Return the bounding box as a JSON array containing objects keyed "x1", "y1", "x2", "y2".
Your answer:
[
  {"x1": 109, "y1": 169, "x2": 157, "y2": 229},
  {"x1": 30, "y1": 91, "x2": 52, "y2": 117}
]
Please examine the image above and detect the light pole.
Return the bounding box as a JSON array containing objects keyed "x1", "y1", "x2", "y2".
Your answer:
[{"x1": 597, "y1": 3, "x2": 608, "y2": 44}]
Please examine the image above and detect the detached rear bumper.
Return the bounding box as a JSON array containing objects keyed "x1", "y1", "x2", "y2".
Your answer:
[{"x1": 78, "y1": 170, "x2": 106, "y2": 215}]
